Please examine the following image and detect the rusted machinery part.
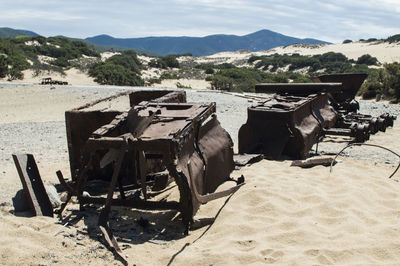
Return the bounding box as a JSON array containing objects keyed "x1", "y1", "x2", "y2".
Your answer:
[
  {"x1": 12, "y1": 154, "x2": 54, "y2": 217},
  {"x1": 99, "y1": 224, "x2": 129, "y2": 265},
  {"x1": 166, "y1": 165, "x2": 193, "y2": 234},
  {"x1": 313, "y1": 73, "x2": 368, "y2": 104},
  {"x1": 56, "y1": 170, "x2": 74, "y2": 194},
  {"x1": 187, "y1": 159, "x2": 245, "y2": 204},
  {"x1": 255, "y1": 82, "x2": 343, "y2": 95},
  {"x1": 98, "y1": 138, "x2": 129, "y2": 265},
  {"x1": 330, "y1": 143, "x2": 400, "y2": 179},
  {"x1": 349, "y1": 123, "x2": 370, "y2": 142},
  {"x1": 238, "y1": 93, "x2": 337, "y2": 159},
  {"x1": 380, "y1": 113, "x2": 397, "y2": 128}
]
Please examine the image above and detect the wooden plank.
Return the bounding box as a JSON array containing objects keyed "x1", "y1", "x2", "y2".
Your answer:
[{"x1": 12, "y1": 154, "x2": 53, "y2": 217}]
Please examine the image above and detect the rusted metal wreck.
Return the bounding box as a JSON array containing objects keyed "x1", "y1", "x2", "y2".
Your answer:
[
  {"x1": 238, "y1": 73, "x2": 396, "y2": 160},
  {"x1": 59, "y1": 89, "x2": 244, "y2": 259}
]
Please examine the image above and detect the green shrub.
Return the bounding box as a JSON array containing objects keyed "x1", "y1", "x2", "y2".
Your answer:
[
  {"x1": 89, "y1": 50, "x2": 144, "y2": 86},
  {"x1": 361, "y1": 81, "x2": 381, "y2": 99},
  {"x1": 387, "y1": 34, "x2": 400, "y2": 43},
  {"x1": 360, "y1": 63, "x2": 400, "y2": 101},
  {"x1": 0, "y1": 54, "x2": 8, "y2": 78},
  {"x1": 209, "y1": 68, "x2": 295, "y2": 92},
  {"x1": 148, "y1": 55, "x2": 180, "y2": 69},
  {"x1": 357, "y1": 54, "x2": 378, "y2": 65},
  {"x1": 249, "y1": 52, "x2": 374, "y2": 74},
  {"x1": 89, "y1": 63, "x2": 143, "y2": 86},
  {"x1": 205, "y1": 67, "x2": 214, "y2": 74}
]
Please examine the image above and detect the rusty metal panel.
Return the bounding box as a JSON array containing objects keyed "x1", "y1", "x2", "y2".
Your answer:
[
  {"x1": 65, "y1": 110, "x2": 121, "y2": 180},
  {"x1": 198, "y1": 116, "x2": 234, "y2": 193},
  {"x1": 255, "y1": 83, "x2": 343, "y2": 95},
  {"x1": 128, "y1": 90, "x2": 186, "y2": 106},
  {"x1": 60, "y1": 89, "x2": 244, "y2": 258},
  {"x1": 239, "y1": 94, "x2": 337, "y2": 159},
  {"x1": 312, "y1": 73, "x2": 368, "y2": 103},
  {"x1": 12, "y1": 154, "x2": 53, "y2": 217}
]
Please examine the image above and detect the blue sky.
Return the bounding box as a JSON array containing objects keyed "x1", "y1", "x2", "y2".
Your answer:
[{"x1": 1, "y1": 0, "x2": 399, "y2": 43}]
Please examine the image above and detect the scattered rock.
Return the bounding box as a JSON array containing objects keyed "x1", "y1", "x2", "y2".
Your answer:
[{"x1": 45, "y1": 184, "x2": 62, "y2": 208}]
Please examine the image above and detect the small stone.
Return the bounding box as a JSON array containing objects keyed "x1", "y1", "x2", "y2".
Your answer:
[{"x1": 45, "y1": 185, "x2": 62, "y2": 208}]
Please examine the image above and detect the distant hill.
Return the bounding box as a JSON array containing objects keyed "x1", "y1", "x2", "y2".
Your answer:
[
  {"x1": 85, "y1": 29, "x2": 329, "y2": 56},
  {"x1": 0, "y1": 27, "x2": 39, "y2": 38}
]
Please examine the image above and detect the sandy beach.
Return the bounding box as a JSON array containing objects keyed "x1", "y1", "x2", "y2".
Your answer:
[{"x1": 1, "y1": 79, "x2": 400, "y2": 265}]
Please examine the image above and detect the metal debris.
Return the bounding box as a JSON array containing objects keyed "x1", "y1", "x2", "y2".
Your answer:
[
  {"x1": 59, "y1": 90, "x2": 245, "y2": 262},
  {"x1": 234, "y1": 154, "x2": 264, "y2": 167},
  {"x1": 239, "y1": 73, "x2": 396, "y2": 160},
  {"x1": 291, "y1": 157, "x2": 337, "y2": 168},
  {"x1": 12, "y1": 153, "x2": 53, "y2": 217}
]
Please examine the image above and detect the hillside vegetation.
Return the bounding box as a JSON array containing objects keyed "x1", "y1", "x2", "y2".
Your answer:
[
  {"x1": 0, "y1": 36, "x2": 100, "y2": 80},
  {"x1": 1, "y1": 34, "x2": 399, "y2": 101}
]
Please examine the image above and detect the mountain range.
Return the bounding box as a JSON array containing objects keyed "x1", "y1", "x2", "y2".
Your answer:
[
  {"x1": 0, "y1": 27, "x2": 38, "y2": 38},
  {"x1": 85, "y1": 29, "x2": 328, "y2": 56},
  {"x1": 0, "y1": 27, "x2": 328, "y2": 56}
]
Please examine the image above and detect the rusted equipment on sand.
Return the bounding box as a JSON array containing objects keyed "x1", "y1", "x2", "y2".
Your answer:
[
  {"x1": 239, "y1": 74, "x2": 396, "y2": 159},
  {"x1": 41, "y1": 77, "x2": 68, "y2": 85},
  {"x1": 239, "y1": 83, "x2": 339, "y2": 159},
  {"x1": 312, "y1": 73, "x2": 367, "y2": 112},
  {"x1": 60, "y1": 89, "x2": 244, "y2": 258},
  {"x1": 312, "y1": 73, "x2": 396, "y2": 133}
]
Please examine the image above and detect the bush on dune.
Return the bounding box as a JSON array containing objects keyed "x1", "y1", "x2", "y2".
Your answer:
[
  {"x1": 209, "y1": 66, "x2": 312, "y2": 92},
  {"x1": 89, "y1": 50, "x2": 144, "y2": 86},
  {"x1": 361, "y1": 63, "x2": 400, "y2": 102}
]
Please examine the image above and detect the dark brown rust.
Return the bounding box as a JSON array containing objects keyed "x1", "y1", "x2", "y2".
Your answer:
[
  {"x1": 240, "y1": 73, "x2": 396, "y2": 159},
  {"x1": 239, "y1": 93, "x2": 337, "y2": 159},
  {"x1": 255, "y1": 82, "x2": 343, "y2": 95},
  {"x1": 63, "y1": 90, "x2": 243, "y2": 242},
  {"x1": 12, "y1": 154, "x2": 53, "y2": 217},
  {"x1": 311, "y1": 73, "x2": 368, "y2": 109}
]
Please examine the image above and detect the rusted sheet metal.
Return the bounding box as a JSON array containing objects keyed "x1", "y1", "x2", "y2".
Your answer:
[
  {"x1": 312, "y1": 73, "x2": 396, "y2": 136},
  {"x1": 312, "y1": 73, "x2": 368, "y2": 106},
  {"x1": 176, "y1": 115, "x2": 236, "y2": 215},
  {"x1": 66, "y1": 110, "x2": 122, "y2": 180},
  {"x1": 66, "y1": 90, "x2": 187, "y2": 181},
  {"x1": 63, "y1": 90, "x2": 242, "y2": 242},
  {"x1": 239, "y1": 93, "x2": 337, "y2": 159},
  {"x1": 255, "y1": 82, "x2": 343, "y2": 95},
  {"x1": 128, "y1": 90, "x2": 186, "y2": 106},
  {"x1": 12, "y1": 154, "x2": 53, "y2": 217},
  {"x1": 241, "y1": 74, "x2": 396, "y2": 160}
]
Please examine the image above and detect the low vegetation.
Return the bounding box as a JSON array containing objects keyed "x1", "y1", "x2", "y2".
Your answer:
[
  {"x1": 148, "y1": 55, "x2": 180, "y2": 69},
  {"x1": 0, "y1": 36, "x2": 99, "y2": 80},
  {"x1": 248, "y1": 52, "x2": 376, "y2": 74},
  {"x1": 89, "y1": 50, "x2": 144, "y2": 86},
  {"x1": 207, "y1": 66, "x2": 311, "y2": 92},
  {"x1": 1, "y1": 34, "x2": 399, "y2": 102},
  {"x1": 360, "y1": 63, "x2": 400, "y2": 102}
]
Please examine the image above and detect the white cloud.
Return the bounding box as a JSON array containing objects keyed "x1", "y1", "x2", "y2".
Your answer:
[{"x1": 0, "y1": 0, "x2": 398, "y2": 42}]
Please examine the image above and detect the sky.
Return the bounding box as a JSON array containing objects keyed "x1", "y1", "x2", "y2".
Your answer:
[{"x1": 1, "y1": 0, "x2": 399, "y2": 43}]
